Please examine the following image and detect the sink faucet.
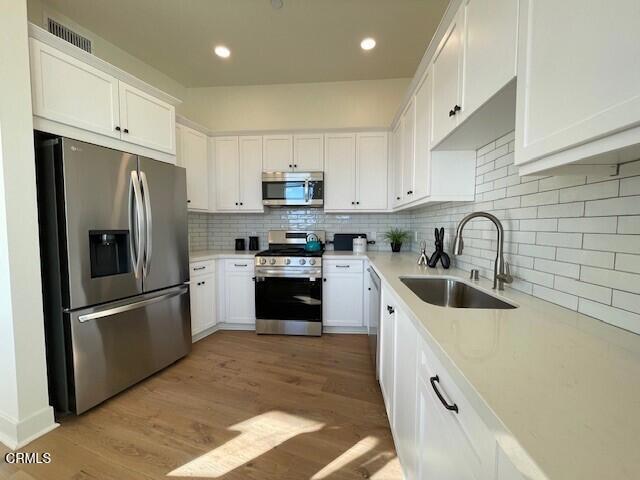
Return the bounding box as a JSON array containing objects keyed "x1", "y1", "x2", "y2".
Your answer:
[{"x1": 453, "y1": 212, "x2": 513, "y2": 290}]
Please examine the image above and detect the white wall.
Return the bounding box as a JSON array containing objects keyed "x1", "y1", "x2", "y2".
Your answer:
[
  {"x1": 181, "y1": 78, "x2": 411, "y2": 132},
  {"x1": 0, "y1": 0, "x2": 56, "y2": 449}
]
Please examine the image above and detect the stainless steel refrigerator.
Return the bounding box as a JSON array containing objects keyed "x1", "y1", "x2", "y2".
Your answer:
[{"x1": 35, "y1": 133, "x2": 190, "y2": 414}]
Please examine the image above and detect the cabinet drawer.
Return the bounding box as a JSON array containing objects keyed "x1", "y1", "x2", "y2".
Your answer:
[
  {"x1": 224, "y1": 259, "x2": 254, "y2": 272},
  {"x1": 190, "y1": 260, "x2": 214, "y2": 277},
  {"x1": 324, "y1": 259, "x2": 364, "y2": 273},
  {"x1": 418, "y1": 337, "x2": 496, "y2": 479}
]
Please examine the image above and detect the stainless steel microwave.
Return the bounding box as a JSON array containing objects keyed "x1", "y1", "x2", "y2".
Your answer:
[{"x1": 262, "y1": 172, "x2": 324, "y2": 207}]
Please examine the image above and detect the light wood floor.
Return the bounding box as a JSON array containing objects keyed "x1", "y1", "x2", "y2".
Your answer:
[{"x1": 1, "y1": 331, "x2": 401, "y2": 480}]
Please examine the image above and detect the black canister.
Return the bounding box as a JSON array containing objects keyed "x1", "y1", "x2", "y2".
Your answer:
[
  {"x1": 235, "y1": 238, "x2": 246, "y2": 251},
  {"x1": 249, "y1": 236, "x2": 259, "y2": 251}
]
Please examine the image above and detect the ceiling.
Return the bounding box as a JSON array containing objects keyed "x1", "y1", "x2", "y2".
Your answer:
[{"x1": 39, "y1": 0, "x2": 449, "y2": 87}]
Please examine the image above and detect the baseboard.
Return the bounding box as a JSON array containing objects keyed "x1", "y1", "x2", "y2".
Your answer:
[
  {"x1": 192, "y1": 324, "x2": 221, "y2": 343},
  {"x1": 323, "y1": 326, "x2": 368, "y2": 334},
  {"x1": 217, "y1": 322, "x2": 257, "y2": 331},
  {"x1": 0, "y1": 406, "x2": 58, "y2": 450}
]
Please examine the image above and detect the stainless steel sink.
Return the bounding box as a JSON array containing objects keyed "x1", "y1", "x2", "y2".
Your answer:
[{"x1": 400, "y1": 277, "x2": 517, "y2": 309}]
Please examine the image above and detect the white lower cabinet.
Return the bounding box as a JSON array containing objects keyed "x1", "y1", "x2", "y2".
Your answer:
[
  {"x1": 322, "y1": 260, "x2": 364, "y2": 327},
  {"x1": 189, "y1": 261, "x2": 216, "y2": 338},
  {"x1": 379, "y1": 284, "x2": 502, "y2": 480},
  {"x1": 223, "y1": 260, "x2": 256, "y2": 325}
]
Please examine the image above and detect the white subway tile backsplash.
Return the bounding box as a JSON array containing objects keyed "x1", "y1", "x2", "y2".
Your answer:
[
  {"x1": 583, "y1": 234, "x2": 640, "y2": 254},
  {"x1": 536, "y1": 232, "x2": 582, "y2": 248},
  {"x1": 408, "y1": 138, "x2": 640, "y2": 333},
  {"x1": 585, "y1": 196, "x2": 640, "y2": 216},
  {"x1": 559, "y1": 180, "x2": 619, "y2": 203},
  {"x1": 580, "y1": 266, "x2": 640, "y2": 294},
  {"x1": 556, "y1": 248, "x2": 614, "y2": 269},
  {"x1": 612, "y1": 290, "x2": 640, "y2": 315},
  {"x1": 557, "y1": 216, "x2": 617, "y2": 233},
  {"x1": 554, "y1": 276, "x2": 612, "y2": 305}
]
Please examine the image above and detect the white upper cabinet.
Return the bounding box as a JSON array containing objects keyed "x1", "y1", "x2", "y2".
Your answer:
[
  {"x1": 391, "y1": 122, "x2": 404, "y2": 208},
  {"x1": 325, "y1": 132, "x2": 388, "y2": 211},
  {"x1": 324, "y1": 133, "x2": 356, "y2": 210},
  {"x1": 29, "y1": 37, "x2": 177, "y2": 157},
  {"x1": 413, "y1": 69, "x2": 433, "y2": 200},
  {"x1": 238, "y1": 136, "x2": 264, "y2": 211},
  {"x1": 293, "y1": 134, "x2": 324, "y2": 171},
  {"x1": 431, "y1": 6, "x2": 464, "y2": 147},
  {"x1": 214, "y1": 136, "x2": 263, "y2": 212},
  {"x1": 263, "y1": 135, "x2": 293, "y2": 172},
  {"x1": 118, "y1": 81, "x2": 175, "y2": 154},
  {"x1": 177, "y1": 124, "x2": 208, "y2": 211},
  {"x1": 356, "y1": 132, "x2": 388, "y2": 210},
  {"x1": 515, "y1": 0, "x2": 640, "y2": 174},
  {"x1": 214, "y1": 136, "x2": 241, "y2": 211},
  {"x1": 401, "y1": 99, "x2": 416, "y2": 201},
  {"x1": 459, "y1": 0, "x2": 518, "y2": 124},
  {"x1": 30, "y1": 38, "x2": 121, "y2": 139}
]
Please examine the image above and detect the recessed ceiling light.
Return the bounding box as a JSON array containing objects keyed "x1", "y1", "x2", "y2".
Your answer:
[
  {"x1": 360, "y1": 37, "x2": 376, "y2": 51},
  {"x1": 271, "y1": 0, "x2": 283, "y2": 9},
  {"x1": 214, "y1": 45, "x2": 231, "y2": 58}
]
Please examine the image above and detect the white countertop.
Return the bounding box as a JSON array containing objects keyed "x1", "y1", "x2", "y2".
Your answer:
[
  {"x1": 363, "y1": 252, "x2": 640, "y2": 480},
  {"x1": 189, "y1": 249, "x2": 255, "y2": 261}
]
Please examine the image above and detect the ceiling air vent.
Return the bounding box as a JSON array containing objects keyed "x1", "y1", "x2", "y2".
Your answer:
[{"x1": 47, "y1": 18, "x2": 92, "y2": 54}]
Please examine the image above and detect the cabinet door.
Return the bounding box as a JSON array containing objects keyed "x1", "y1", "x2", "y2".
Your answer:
[
  {"x1": 190, "y1": 274, "x2": 215, "y2": 336},
  {"x1": 356, "y1": 132, "x2": 388, "y2": 210},
  {"x1": 393, "y1": 310, "x2": 419, "y2": 479},
  {"x1": 293, "y1": 134, "x2": 324, "y2": 171},
  {"x1": 401, "y1": 99, "x2": 416, "y2": 200},
  {"x1": 239, "y1": 136, "x2": 264, "y2": 211},
  {"x1": 414, "y1": 69, "x2": 433, "y2": 199},
  {"x1": 515, "y1": 0, "x2": 640, "y2": 166},
  {"x1": 225, "y1": 271, "x2": 256, "y2": 324},
  {"x1": 179, "y1": 125, "x2": 208, "y2": 211},
  {"x1": 459, "y1": 0, "x2": 517, "y2": 123},
  {"x1": 119, "y1": 81, "x2": 175, "y2": 154},
  {"x1": 214, "y1": 136, "x2": 240, "y2": 211},
  {"x1": 263, "y1": 135, "x2": 293, "y2": 172},
  {"x1": 29, "y1": 39, "x2": 121, "y2": 139},
  {"x1": 324, "y1": 133, "x2": 356, "y2": 211},
  {"x1": 391, "y1": 123, "x2": 404, "y2": 208},
  {"x1": 379, "y1": 292, "x2": 396, "y2": 419},
  {"x1": 417, "y1": 377, "x2": 477, "y2": 480},
  {"x1": 323, "y1": 272, "x2": 363, "y2": 327},
  {"x1": 431, "y1": 7, "x2": 464, "y2": 146}
]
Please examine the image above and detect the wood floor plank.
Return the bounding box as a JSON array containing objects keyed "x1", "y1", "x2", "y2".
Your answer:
[{"x1": 1, "y1": 332, "x2": 400, "y2": 480}]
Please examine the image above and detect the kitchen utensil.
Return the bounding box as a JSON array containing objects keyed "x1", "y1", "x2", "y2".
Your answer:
[{"x1": 304, "y1": 233, "x2": 322, "y2": 252}]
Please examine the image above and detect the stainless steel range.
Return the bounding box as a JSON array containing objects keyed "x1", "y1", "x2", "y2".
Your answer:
[{"x1": 254, "y1": 230, "x2": 325, "y2": 336}]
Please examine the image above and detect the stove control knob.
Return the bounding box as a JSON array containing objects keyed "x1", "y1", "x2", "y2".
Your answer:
[
  {"x1": 269, "y1": 258, "x2": 277, "y2": 265},
  {"x1": 259, "y1": 258, "x2": 267, "y2": 265},
  {"x1": 299, "y1": 258, "x2": 306, "y2": 265},
  {"x1": 285, "y1": 258, "x2": 291, "y2": 265},
  {"x1": 309, "y1": 258, "x2": 316, "y2": 266}
]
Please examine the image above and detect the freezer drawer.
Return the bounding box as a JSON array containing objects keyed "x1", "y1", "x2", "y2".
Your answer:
[{"x1": 67, "y1": 285, "x2": 190, "y2": 413}]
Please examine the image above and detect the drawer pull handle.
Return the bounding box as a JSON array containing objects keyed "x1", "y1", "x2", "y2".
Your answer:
[
  {"x1": 193, "y1": 266, "x2": 206, "y2": 270},
  {"x1": 430, "y1": 375, "x2": 459, "y2": 414},
  {"x1": 335, "y1": 265, "x2": 350, "y2": 268},
  {"x1": 234, "y1": 263, "x2": 248, "y2": 267}
]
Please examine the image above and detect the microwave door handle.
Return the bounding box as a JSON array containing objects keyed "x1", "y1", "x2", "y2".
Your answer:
[
  {"x1": 129, "y1": 171, "x2": 144, "y2": 278},
  {"x1": 139, "y1": 171, "x2": 153, "y2": 278},
  {"x1": 304, "y1": 179, "x2": 309, "y2": 203}
]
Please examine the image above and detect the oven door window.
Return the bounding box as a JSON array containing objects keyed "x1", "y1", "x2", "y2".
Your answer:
[
  {"x1": 255, "y1": 277, "x2": 322, "y2": 321},
  {"x1": 262, "y1": 181, "x2": 305, "y2": 201}
]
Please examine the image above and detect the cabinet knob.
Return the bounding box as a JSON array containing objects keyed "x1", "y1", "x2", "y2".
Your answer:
[
  {"x1": 240, "y1": 202, "x2": 244, "y2": 206},
  {"x1": 387, "y1": 305, "x2": 395, "y2": 314},
  {"x1": 356, "y1": 201, "x2": 360, "y2": 205},
  {"x1": 115, "y1": 126, "x2": 121, "y2": 131},
  {"x1": 294, "y1": 164, "x2": 298, "y2": 168},
  {"x1": 289, "y1": 164, "x2": 293, "y2": 168},
  {"x1": 454, "y1": 105, "x2": 461, "y2": 113},
  {"x1": 351, "y1": 201, "x2": 355, "y2": 205},
  {"x1": 187, "y1": 200, "x2": 191, "y2": 203},
  {"x1": 323, "y1": 278, "x2": 327, "y2": 282},
  {"x1": 396, "y1": 196, "x2": 400, "y2": 200},
  {"x1": 235, "y1": 202, "x2": 239, "y2": 206},
  {"x1": 449, "y1": 109, "x2": 455, "y2": 117},
  {"x1": 123, "y1": 128, "x2": 129, "y2": 134}
]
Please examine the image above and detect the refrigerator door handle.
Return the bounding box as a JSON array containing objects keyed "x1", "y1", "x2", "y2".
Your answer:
[
  {"x1": 139, "y1": 170, "x2": 153, "y2": 278},
  {"x1": 129, "y1": 170, "x2": 145, "y2": 278},
  {"x1": 77, "y1": 285, "x2": 188, "y2": 323}
]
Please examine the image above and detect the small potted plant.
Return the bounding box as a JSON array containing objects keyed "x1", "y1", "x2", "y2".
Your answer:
[{"x1": 383, "y1": 228, "x2": 411, "y2": 252}]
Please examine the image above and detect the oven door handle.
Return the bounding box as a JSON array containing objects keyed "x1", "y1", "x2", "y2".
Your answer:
[{"x1": 254, "y1": 270, "x2": 322, "y2": 279}]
